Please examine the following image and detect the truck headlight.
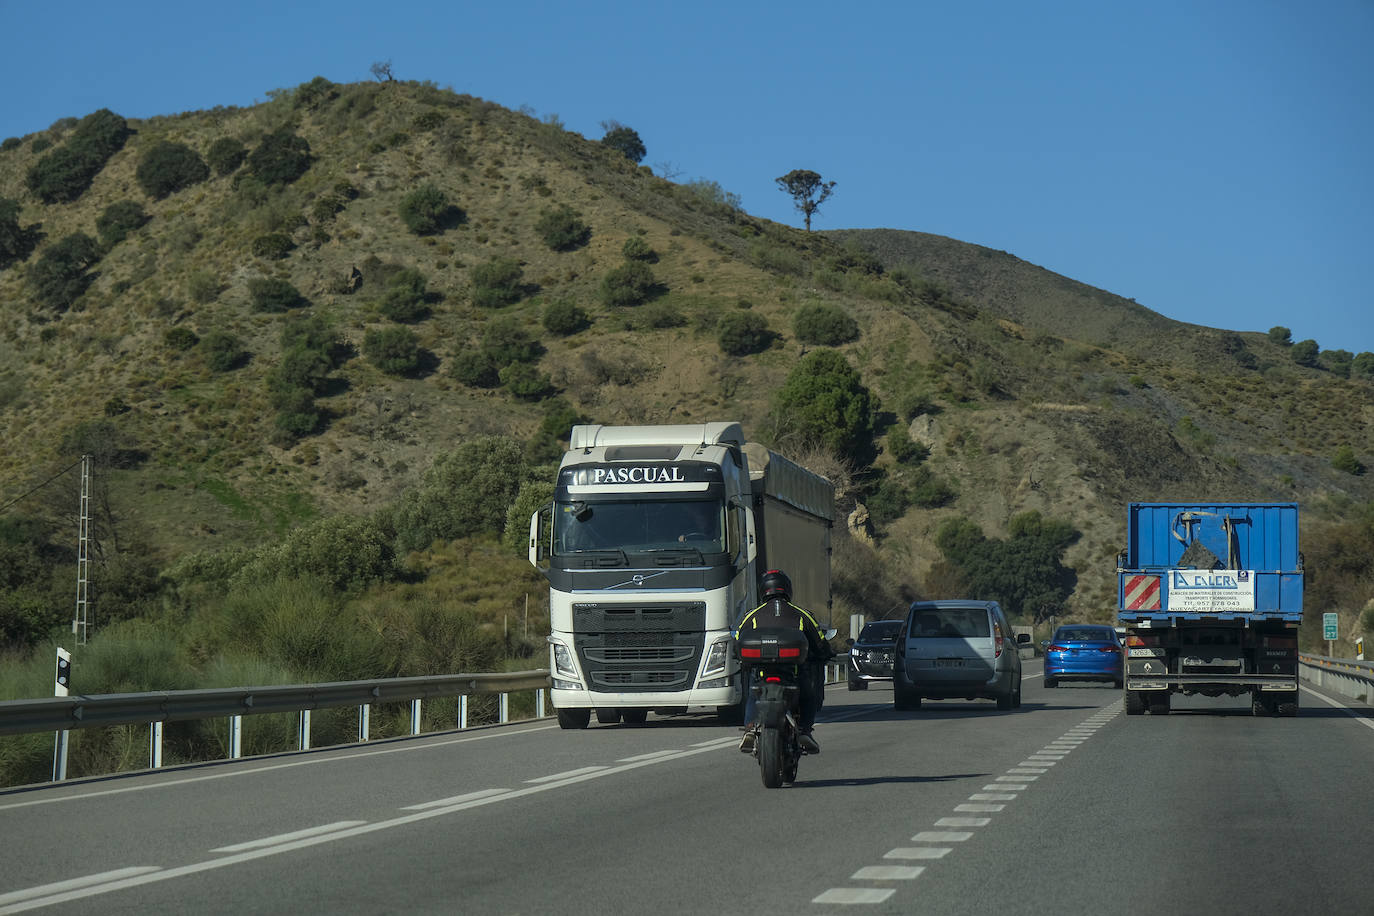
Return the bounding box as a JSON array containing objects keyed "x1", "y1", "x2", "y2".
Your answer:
[
  {"x1": 552, "y1": 642, "x2": 579, "y2": 679},
  {"x1": 700, "y1": 638, "x2": 731, "y2": 678}
]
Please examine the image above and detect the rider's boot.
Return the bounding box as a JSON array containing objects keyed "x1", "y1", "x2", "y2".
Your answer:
[
  {"x1": 798, "y1": 730, "x2": 820, "y2": 755},
  {"x1": 738, "y1": 724, "x2": 758, "y2": 753}
]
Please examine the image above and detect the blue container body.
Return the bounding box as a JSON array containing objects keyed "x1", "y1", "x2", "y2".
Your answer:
[{"x1": 1117, "y1": 503, "x2": 1302, "y2": 622}]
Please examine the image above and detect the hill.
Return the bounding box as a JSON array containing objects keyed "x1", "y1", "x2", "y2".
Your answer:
[{"x1": 2, "y1": 77, "x2": 1372, "y2": 645}]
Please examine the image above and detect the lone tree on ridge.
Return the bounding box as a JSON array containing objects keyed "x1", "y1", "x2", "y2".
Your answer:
[{"x1": 775, "y1": 169, "x2": 835, "y2": 231}]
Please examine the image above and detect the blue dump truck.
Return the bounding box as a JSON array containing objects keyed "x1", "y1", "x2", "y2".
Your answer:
[{"x1": 1117, "y1": 503, "x2": 1304, "y2": 717}]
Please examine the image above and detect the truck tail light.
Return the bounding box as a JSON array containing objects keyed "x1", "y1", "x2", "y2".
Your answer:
[{"x1": 1126, "y1": 634, "x2": 1161, "y2": 647}]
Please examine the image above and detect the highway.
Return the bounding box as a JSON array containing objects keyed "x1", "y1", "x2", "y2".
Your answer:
[{"x1": 2, "y1": 661, "x2": 1372, "y2": 914}]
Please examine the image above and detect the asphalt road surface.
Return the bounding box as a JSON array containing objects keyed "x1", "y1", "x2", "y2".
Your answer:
[{"x1": 2, "y1": 662, "x2": 1372, "y2": 915}]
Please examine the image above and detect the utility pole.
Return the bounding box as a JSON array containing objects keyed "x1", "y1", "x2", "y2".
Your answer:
[{"x1": 73, "y1": 454, "x2": 91, "y2": 645}]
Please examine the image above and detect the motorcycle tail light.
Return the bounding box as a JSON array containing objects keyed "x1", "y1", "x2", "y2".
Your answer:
[
  {"x1": 740, "y1": 647, "x2": 762, "y2": 658},
  {"x1": 779, "y1": 647, "x2": 801, "y2": 659},
  {"x1": 765, "y1": 676, "x2": 782, "y2": 683}
]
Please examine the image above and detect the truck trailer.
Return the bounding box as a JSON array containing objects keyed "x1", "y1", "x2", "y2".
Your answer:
[
  {"x1": 1116, "y1": 502, "x2": 1304, "y2": 717},
  {"x1": 528, "y1": 422, "x2": 834, "y2": 729}
]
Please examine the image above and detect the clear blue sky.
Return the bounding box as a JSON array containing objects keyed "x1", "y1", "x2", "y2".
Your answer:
[{"x1": 4, "y1": 0, "x2": 1371, "y2": 354}]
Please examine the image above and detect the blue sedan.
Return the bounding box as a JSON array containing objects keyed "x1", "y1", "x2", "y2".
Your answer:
[{"x1": 1042, "y1": 625, "x2": 1122, "y2": 688}]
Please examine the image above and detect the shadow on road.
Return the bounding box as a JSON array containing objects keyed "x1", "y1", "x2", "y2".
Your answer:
[{"x1": 793, "y1": 772, "x2": 991, "y2": 789}]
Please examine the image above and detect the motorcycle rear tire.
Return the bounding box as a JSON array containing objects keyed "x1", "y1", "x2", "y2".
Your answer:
[{"x1": 758, "y1": 727, "x2": 785, "y2": 788}]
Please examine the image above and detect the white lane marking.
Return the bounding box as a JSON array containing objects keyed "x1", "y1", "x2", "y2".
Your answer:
[
  {"x1": 912, "y1": 831, "x2": 972, "y2": 842},
  {"x1": 997, "y1": 774, "x2": 1038, "y2": 783},
  {"x1": 955, "y1": 803, "x2": 1004, "y2": 813},
  {"x1": 616, "y1": 750, "x2": 680, "y2": 763},
  {"x1": 1020, "y1": 760, "x2": 1056, "y2": 767},
  {"x1": 0, "y1": 737, "x2": 738, "y2": 912},
  {"x1": 936, "y1": 816, "x2": 990, "y2": 827},
  {"x1": 0, "y1": 722, "x2": 561, "y2": 812},
  {"x1": 1300, "y1": 686, "x2": 1374, "y2": 733},
  {"x1": 526, "y1": 766, "x2": 607, "y2": 783},
  {"x1": 970, "y1": 793, "x2": 1018, "y2": 801},
  {"x1": 0, "y1": 869, "x2": 161, "y2": 907},
  {"x1": 1007, "y1": 768, "x2": 1048, "y2": 775},
  {"x1": 855, "y1": 865, "x2": 925, "y2": 879},
  {"x1": 691, "y1": 737, "x2": 741, "y2": 748},
  {"x1": 885, "y1": 847, "x2": 951, "y2": 860},
  {"x1": 814, "y1": 888, "x2": 895, "y2": 904},
  {"x1": 401, "y1": 788, "x2": 510, "y2": 811},
  {"x1": 211, "y1": 821, "x2": 368, "y2": 853},
  {"x1": 982, "y1": 784, "x2": 1026, "y2": 792}
]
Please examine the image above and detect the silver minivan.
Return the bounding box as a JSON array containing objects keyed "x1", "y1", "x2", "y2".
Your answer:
[{"x1": 892, "y1": 600, "x2": 1026, "y2": 710}]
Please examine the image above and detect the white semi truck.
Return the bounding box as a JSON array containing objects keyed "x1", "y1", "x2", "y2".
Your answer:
[{"x1": 528, "y1": 422, "x2": 834, "y2": 729}]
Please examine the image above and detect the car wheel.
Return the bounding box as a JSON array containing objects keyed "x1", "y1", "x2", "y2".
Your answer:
[
  {"x1": 1044, "y1": 676, "x2": 1057, "y2": 688},
  {"x1": 557, "y1": 708, "x2": 591, "y2": 729},
  {"x1": 847, "y1": 677, "x2": 867, "y2": 691},
  {"x1": 1012, "y1": 683, "x2": 1022, "y2": 708},
  {"x1": 1113, "y1": 678, "x2": 1123, "y2": 690}
]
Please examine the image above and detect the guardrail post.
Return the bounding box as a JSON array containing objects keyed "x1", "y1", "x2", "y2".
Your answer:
[
  {"x1": 536, "y1": 689, "x2": 545, "y2": 719},
  {"x1": 299, "y1": 709, "x2": 311, "y2": 750},
  {"x1": 499, "y1": 693, "x2": 509, "y2": 724},
  {"x1": 150, "y1": 721, "x2": 163, "y2": 769},
  {"x1": 458, "y1": 695, "x2": 468, "y2": 729},
  {"x1": 229, "y1": 715, "x2": 242, "y2": 759},
  {"x1": 409, "y1": 699, "x2": 422, "y2": 736},
  {"x1": 52, "y1": 730, "x2": 69, "y2": 782},
  {"x1": 359, "y1": 704, "x2": 370, "y2": 742}
]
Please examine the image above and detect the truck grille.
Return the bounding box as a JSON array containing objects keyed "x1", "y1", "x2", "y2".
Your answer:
[{"x1": 571, "y1": 601, "x2": 707, "y2": 693}]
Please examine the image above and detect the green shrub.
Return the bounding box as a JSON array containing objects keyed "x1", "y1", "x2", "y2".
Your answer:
[
  {"x1": 271, "y1": 387, "x2": 323, "y2": 439},
  {"x1": 534, "y1": 205, "x2": 590, "y2": 251},
  {"x1": 187, "y1": 270, "x2": 220, "y2": 303},
  {"x1": 1353, "y1": 352, "x2": 1374, "y2": 378},
  {"x1": 600, "y1": 125, "x2": 646, "y2": 163},
  {"x1": 163, "y1": 326, "x2": 199, "y2": 351},
  {"x1": 392, "y1": 437, "x2": 530, "y2": 550},
  {"x1": 1290, "y1": 339, "x2": 1319, "y2": 367},
  {"x1": 470, "y1": 256, "x2": 524, "y2": 308},
  {"x1": 908, "y1": 465, "x2": 956, "y2": 507},
  {"x1": 311, "y1": 194, "x2": 345, "y2": 222},
  {"x1": 205, "y1": 137, "x2": 246, "y2": 175},
  {"x1": 1332, "y1": 446, "x2": 1366, "y2": 475},
  {"x1": 887, "y1": 425, "x2": 928, "y2": 464},
  {"x1": 248, "y1": 277, "x2": 303, "y2": 312},
  {"x1": 135, "y1": 141, "x2": 209, "y2": 199},
  {"x1": 640, "y1": 302, "x2": 686, "y2": 329},
  {"x1": 377, "y1": 268, "x2": 429, "y2": 322},
  {"x1": 271, "y1": 345, "x2": 333, "y2": 395},
  {"x1": 413, "y1": 110, "x2": 446, "y2": 131},
  {"x1": 0, "y1": 197, "x2": 40, "y2": 267},
  {"x1": 543, "y1": 297, "x2": 590, "y2": 335},
  {"x1": 1, "y1": 137, "x2": 20, "y2": 152},
  {"x1": 200, "y1": 331, "x2": 247, "y2": 372},
  {"x1": 29, "y1": 232, "x2": 100, "y2": 311},
  {"x1": 95, "y1": 200, "x2": 148, "y2": 247},
  {"x1": 481, "y1": 317, "x2": 543, "y2": 366},
  {"x1": 247, "y1": 129, "x2": 312, "y2": 185},
  {"x1": 24, "y1": 109, "x2": 129, "y2": 203},
  {"x1": 1268, "y1": 326, "x2": 1292, "y2": 345},
  {"x1": 793, "y1": 301, "x2": 859, "y2": 345},
  {"x1": 251, "y1": 233, "x2": 294, "y2": 260},
  {"x1": 717, "y1": 311, "x2": 772, "y2": 356},
  {"x1": 600, "y1": 260, "x2": 656, "y2": 307},
  {"x1": 621, "y1": 236, "x2": 656, "y2": 261},
  {"x1": 293, "y1": 76, "x2": 338, "y2": 110},
  {"x1": 448, "y1": 350, "x2": 500, "y2": 387},
  {"x1": 770, "y1": 348, "x2": 875, "y2": 463},
  {"x1": 499, "y1": 363, "x2": 554, "y2": 400},
  {"x1": 399, "y1": 184, "x2": 453, "y2": 235},
  {"x1": 866, "y1": 478, "x2": 912, "y2": 524},
  {"x1": 364, "y1": 327, "x2": 421, "y2": 375}
]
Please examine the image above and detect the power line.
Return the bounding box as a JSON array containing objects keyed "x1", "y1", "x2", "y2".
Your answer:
[{"x1": 0, "y1": 458, "x2": 83, "y2": 514}]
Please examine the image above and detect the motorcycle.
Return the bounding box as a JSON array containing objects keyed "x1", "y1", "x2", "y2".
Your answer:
[{"x1": 736, "y1": 626, "x2": 837, "y2": 788}]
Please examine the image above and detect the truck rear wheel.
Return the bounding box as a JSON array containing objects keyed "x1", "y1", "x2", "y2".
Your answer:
[
  {"x1": 557, "y1": 708, "x2": 591, "y2": 729},
  {"x1": 1277, "y1": 692, "x2": 1299, "y2": 717},
  {"x1": 1251, "y1": 692, "x2": 1273, "y2": 717},
  {"x1": 1125, "y1": 690, "x2": 1145, "y2": 715}
]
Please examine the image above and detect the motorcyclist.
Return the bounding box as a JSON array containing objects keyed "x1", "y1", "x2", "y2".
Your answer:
[{"x1": 733, "y1": 569, "x2": 834, "y2": 755}]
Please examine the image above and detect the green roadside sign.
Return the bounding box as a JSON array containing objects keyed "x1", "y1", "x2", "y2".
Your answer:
[{"x1": 1323, "y1": 612, "x2": 1338, "y2": 640}]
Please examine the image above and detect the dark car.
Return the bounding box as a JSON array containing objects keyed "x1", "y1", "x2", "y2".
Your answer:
[
  {"x1": 892, "y1": 600, "x2": 1027, "y2": 710},
  {"x1": 846, "y1": 619, "x2": 904, "y2": 690},
  {"x1": 1042, "y1": 624, "x2": 1123, "y2": 688}
]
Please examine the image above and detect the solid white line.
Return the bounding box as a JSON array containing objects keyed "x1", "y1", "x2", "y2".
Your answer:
[
  {"x1": 855, "y1": 865, "x2": 925, "y2": 879},
  {"x1": 401, "y1": 789, "x2": 510, "y2": 811},
  {"x1": 616, "y1": 750, "x2": 680, "y2": 763},
  {"x1": 814, "y1": 888, "x2": 895, "y2": 904},
  {"x1": 885, "y1": 847, "x2": 951, "y2": 860},
  {"x1": 211, "y1": 821, "x2": 368, "y2": 853},
  {"x1": 1300, "y1": 686, "x2": 1374, "y2": 733},
  {"x1": 0, "y1": 869, "x2": 161, "y2": 907},
  {"x1": 526, "y1": 766, "x2": 607, "y2": 783},
  {"x1": 0, "y1": 722, "x2": 561, "y2": 812}
]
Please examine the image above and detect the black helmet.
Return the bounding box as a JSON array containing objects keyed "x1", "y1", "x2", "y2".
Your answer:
[{"x1": 761, "y1": 569, "x2": 791, "y2": 601}]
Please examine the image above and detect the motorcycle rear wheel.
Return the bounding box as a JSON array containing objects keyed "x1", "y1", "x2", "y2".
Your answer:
[{"x1": 758, "y1": 727, "x2": 785, "y2": 788}]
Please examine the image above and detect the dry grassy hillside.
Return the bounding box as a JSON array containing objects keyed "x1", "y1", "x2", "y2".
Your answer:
[{"x1": 1, "y1": 78, "x2": 1371, "y2": 625}]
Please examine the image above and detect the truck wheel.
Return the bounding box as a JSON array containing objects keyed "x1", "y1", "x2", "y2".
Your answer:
[
  {"x1": 621, "y1": 709, "x2": 648, "y2": 725},
  {"x1": 1277, "y1": 692, "x2": 1299, "y2": 717},
  {"x1": 557, "y1": 708, "x2": 591, "y2": 730},
  {"x1": 1125, "y1": 690, "x2": 1145, "y2": 716},
  {"x1": 1251, "y1": 692, "x2": 1274, "y2": 717},
  {"x1": 595, "y1": 708, "x2": 622, "y2": 725},
  {"x1": 1148, "y1": 692, "x2": 1171, "y2": 715}
]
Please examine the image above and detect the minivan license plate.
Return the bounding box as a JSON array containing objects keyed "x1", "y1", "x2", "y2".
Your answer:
[{"x1": 934, "y1": 658, "x2": 964, "y2": 668}]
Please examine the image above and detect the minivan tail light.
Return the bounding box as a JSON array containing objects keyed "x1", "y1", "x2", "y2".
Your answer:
[{"x1": 993, "y1": 622, "x2": 1004, "y2": 658}]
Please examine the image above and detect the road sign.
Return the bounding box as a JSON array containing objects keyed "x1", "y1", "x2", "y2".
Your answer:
[{"x1": 1323, "y1": 612, "x2": 1338, "y2": 641}]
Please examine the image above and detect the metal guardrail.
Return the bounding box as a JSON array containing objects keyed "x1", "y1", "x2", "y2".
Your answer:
[{"x1": 1299, "y1": 653, "x2": 1374, "y2": 702}]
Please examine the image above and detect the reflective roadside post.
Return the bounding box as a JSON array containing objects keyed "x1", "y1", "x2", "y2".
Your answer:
[{"x1": 53, "y1": 648, "x2": 71, "y2": 781}]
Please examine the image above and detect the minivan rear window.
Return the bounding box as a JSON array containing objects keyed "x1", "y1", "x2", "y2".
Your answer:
[{"x1": 908, "y1": 608, "x2": 990, "y2": 638}]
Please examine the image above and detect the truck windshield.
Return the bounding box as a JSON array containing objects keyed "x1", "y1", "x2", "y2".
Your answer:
[{"x1": 554, "y1": 498, "x2": 726, "y2": 555}]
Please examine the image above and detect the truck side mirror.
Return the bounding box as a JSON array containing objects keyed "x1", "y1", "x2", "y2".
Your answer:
[{"x1": 528, "y1": 502, "x2": 552, "y2": 569}]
